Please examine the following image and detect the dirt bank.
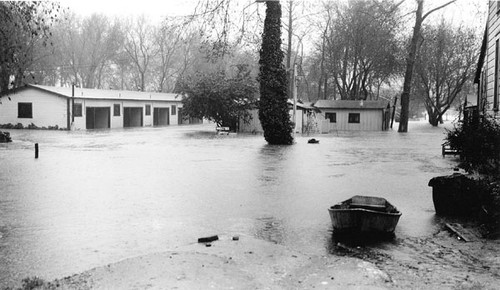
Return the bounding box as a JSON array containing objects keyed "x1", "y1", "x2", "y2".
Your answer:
[
  {"x1": 331, "y1": 226, "x2": 500, "y2": 289},
  {"x1": 30, "y1": 230, "x2": 499, "y2": 290},
  {"x1": 44, "y1": 235, "x2": 390, "y2": 289}
]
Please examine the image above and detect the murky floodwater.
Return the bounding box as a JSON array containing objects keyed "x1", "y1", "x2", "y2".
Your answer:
[{"x1": 0, "y1": 122, "x2": 457, "y2": 287}]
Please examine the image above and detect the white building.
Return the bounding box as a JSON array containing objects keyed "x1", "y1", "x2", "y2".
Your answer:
[
  {"x1": 314, "y1": 99, "x2": 391, "y2": 132},
  {"x1": 238, "y1": 100, "x2": 313, "y2": 134},
  {"x1": 0, "y1": 84, "x2": 188, "y2": 130}
]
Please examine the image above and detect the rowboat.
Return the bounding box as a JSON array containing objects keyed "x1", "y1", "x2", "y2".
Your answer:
[{"x1": 328, "y1": 195, "x2": 402, "y2": 233}]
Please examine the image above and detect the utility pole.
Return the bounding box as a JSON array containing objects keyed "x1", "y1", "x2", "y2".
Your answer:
[{"x1": 293, "y1": 63, "x2": 297, "y2": 133}]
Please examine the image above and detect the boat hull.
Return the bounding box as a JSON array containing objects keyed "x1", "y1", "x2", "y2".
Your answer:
[{"x1": 328, "y1": 196, "x2": 402, "y2": 233}]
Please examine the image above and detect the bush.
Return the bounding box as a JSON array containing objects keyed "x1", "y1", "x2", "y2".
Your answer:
[
  {"x1": 445, "y1": 114, "x2": 500, "y2": 174},
  {"x1": 0, "y1": 123, "x2": 14, "y2": 129},
  {"x1": 20, "y1": 276, "x2": 46, "y2": 290}
]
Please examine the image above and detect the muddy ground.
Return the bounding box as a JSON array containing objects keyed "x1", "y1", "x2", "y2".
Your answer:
[
  {"x1": 331, "y1": 223, "x2": 500, "y2": 289},
  {"x1": 16, "y1": 226, "x2": 499, "y2": 290}
]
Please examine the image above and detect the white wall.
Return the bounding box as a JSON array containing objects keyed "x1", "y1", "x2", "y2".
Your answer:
[
  {"x1": 0, "y1": 87, "x2": 183, "y2": 130},
  {"x1": 71, "y1": 99, "x2": 181, "y2": 130},
  {"x1": 0, "y1": 88, "x2": 68, "y2": 128},
  {"x1": 318, "y1": 109, "x2": 384, "y2": 132},
  {"x1": 486, "y1": 1, "x2": 500, "y2": 115},
  {"x1": 238, "y1": 109, "x2": 303, "y2": 133}
]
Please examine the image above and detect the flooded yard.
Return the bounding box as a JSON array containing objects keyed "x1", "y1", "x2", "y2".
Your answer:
[{"x1": 0, "y1": 122, "x2": 484, "y2": 287}]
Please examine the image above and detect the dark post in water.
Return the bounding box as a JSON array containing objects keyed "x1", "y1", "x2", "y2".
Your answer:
[{"x1": 35, "y1": 143, "x2": 39, "y2": 159}]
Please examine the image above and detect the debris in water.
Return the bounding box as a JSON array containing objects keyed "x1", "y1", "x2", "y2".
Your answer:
[{"x1": 198, "y1": 235, "x2": 219, "y2": 243}]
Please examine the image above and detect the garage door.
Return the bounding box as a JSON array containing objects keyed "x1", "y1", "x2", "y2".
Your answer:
[
  {"x1": 124, "y1": 107, "x2": 143, "y2": 127},
  {"x1": 153, "y1": 107, "x2": 170, "y2": 126},
  {"x1": 86, "y1": 107, "x2": 110, "y2": 129}
]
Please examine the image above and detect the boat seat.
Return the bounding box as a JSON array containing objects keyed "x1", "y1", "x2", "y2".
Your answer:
[{"x1": 350, "y1": 203, "x2": 386, "y2": 209}]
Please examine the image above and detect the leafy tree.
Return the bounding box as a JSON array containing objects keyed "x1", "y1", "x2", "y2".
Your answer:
[
  {"x1": 0, "y1": 1, "x2": 60, "y2": 94},
  {"x1": 177, "y1": 65, "x2": 258, "y2": 130},
  {"x1": 414, "y1": 21, "x2": 478, "y2": 126},
  {"x1": 258, "y1": 0, "x2": 293, "y2": 145}
]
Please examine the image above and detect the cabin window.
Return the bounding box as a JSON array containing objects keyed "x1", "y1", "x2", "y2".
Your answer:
[
  {"x1": 114, "y1": 104, "x2": 121, "y2": 116},
  {"x1": 348, "y1": 113, "x2": 360, "y2": 123},
  {"x1": 73, "y1": 103, "x2": 82, "y2": 117},
  {"x1": 325, "y1": 112, "x2": 336, "y2": 123},
  {"x1": 171, "y1": 105, "x2": 177, "y2": 115},
  {"x1": 145, "y1": 104, "x2": 151, "y2": 116},
  {"x1": 18, "y1": 102, "x2": 32, "y2": 118}
]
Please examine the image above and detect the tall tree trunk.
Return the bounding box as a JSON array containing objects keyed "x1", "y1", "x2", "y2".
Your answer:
[
  {"x1": 318, "y1": 17, "x2": 329, "y2": 100},
  {"x1": 398, "y1": 0, "x2": 423, "y2": 132},
  {"x1": 398, "y1": 0, "x2": 455, "y2": 132}
]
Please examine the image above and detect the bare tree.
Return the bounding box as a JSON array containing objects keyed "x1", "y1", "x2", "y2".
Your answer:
[
  {"x1": 414, "y1": 21, "x2": 478, "y2": 126},
  {"x1": 50, "y1": 12, "x2": 124, "y2": 88},
  {"x1": 397, "y1": 0, "x2": 455, "y2": 132},
  {"x1": 323, "y1": 0, "x2": 401, "y2": 100},
  {"x1": 123, "y1": 16, "x2": 158, "y2": 91}
]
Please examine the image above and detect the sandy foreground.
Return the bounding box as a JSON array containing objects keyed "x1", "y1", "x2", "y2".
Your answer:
[
  {"x1": 41, "y1": 230, "x2": 500, "y2": 290},
  {"x1": 47, "y1": 235, "x2": 390, "y2": 289}
]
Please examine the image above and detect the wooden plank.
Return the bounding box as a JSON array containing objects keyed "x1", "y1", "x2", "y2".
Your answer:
[{"x1": 445, "y1": 223, "x2": 477, "y2": 242}]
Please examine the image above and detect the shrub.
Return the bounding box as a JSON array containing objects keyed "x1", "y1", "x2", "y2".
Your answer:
[
  {"x1": 0, "y1": 123, "x2": 14, "y2": 129},
  {"x1": 20, "y1": 276, "x2": 46, "y2": 290},
  {"x1": 445, "y1": 114, "x2": 500, "y2": 174}
]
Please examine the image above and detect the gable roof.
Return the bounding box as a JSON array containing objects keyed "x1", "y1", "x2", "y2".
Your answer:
[
  {"x1": 313, "y1": 99, "x2": 390, "y2": 110},
  {"x1": 28, "y1": 84, "x2": 182, "y2": 102}
]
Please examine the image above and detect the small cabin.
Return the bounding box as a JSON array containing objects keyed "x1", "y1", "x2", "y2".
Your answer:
[{"x1": 314, "y1": 99, "x2": 391, "y2": 132}]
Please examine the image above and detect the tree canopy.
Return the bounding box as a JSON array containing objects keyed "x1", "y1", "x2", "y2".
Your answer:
[
  {"x1": 0, "y1": 1, "x2": 60, "y2": 93},
  {"x1": 177, "y1": 65, "x2": 258, "y2": 130}
]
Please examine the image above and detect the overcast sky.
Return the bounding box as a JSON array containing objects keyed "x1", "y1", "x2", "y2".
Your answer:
[
  {"x1": 59, "y1": 0, "x2": 200, "y2": 18},
  {"x1": 60, "y1": 0, "x2": 487, "y2": 17},
  {"x1": 59, "y1": 0, "x2": 488, "y2": 34}
]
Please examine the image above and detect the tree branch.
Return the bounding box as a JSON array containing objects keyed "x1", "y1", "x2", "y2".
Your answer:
[{"x1": 422, "y1": 0, "x2": 456, "y2": 22}]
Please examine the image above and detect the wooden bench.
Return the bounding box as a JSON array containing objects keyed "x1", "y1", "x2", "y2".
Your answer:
[
  {"x1": 442, "y1": 142, "x2": 461, "y2": 157},
  {"x1": 216, "y1": 126, "x2": 230, "y2": 135}
]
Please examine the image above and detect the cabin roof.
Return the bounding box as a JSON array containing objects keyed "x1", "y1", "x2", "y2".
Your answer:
[
  {"x1": 313, "y1": 99, "x2": 390, "y2": 110},
  {"x1": 28, "y1": 84, "x2": 182, "y2": 102}
]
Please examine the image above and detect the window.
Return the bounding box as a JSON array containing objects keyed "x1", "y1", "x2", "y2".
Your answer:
[
  {"x1": 73, "y1": 103, "x2": 82, "y2": 117},
  {"x1": 171, "y1": 105, "x2": 177, "y2": 115},
  {"x1": 348, "y1": 113, "x2": 360, "y2": 123},
  {"x1": 18, "y1": 102, "x2": 32, "y2": 118},
  {"x1": 145, "y1": 104, "x2": 151, "y2": 116},
  {"x1": 325, "y1": 112, "x2": 336, "y2": 123},
  {"x1": 114, "y1": 104, "x2": 121, "y2": 116}
]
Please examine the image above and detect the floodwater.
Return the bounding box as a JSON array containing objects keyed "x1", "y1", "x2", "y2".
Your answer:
[{"x1": 0, "y1": 122, "x2": 458, "y2": 287}]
